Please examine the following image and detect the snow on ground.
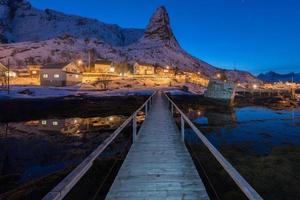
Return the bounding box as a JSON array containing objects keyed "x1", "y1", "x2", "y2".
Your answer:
[{"x1": 0, "y1": 86, "x2": 156, "y2": 100}]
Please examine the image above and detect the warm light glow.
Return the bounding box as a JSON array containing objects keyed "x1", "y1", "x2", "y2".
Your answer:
[
  {"x1": 197, "y1": 111, "x2": 201, "y2": 115},
  {"x1": 109, "y1": 116, "x2": 114, "y2": 121},
  {"x1": 197, "y1": 72, "x2": 201, "y2": 75},
  {"x1": 253, "y1": 84, "x2": 258, "y2": 89},
  {"x1": 237, "y1": 83, "x2": 241, "y2": 86},
  {"x1": 109, "y1": 67, "x2": 115, "y2": 73},
  {"x1": 77, "y1": 60, "x2": 83, "y2": 65},
  {"x1": 217, "y1": 73, "x2": 221, "y2": 78}
]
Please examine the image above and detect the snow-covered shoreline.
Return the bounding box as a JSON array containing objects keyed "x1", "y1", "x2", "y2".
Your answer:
[{"x1": 0, "y1": 86, "x2": 157, "y2": 100}]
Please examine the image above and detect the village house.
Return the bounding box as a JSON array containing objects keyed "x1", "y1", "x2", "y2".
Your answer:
[
  {"x1": 40, "y1": 62, "x2": 83, "y2": 86},
  {"x1": 133, "y1": 62, "x2": 155, "y2": 75},
  {"x1": 155, "y1": 65, "x2": 176, "y2": 76},
  {"x1": 0, "y1": 63, "x2": 7, "y2": 87},
  {"x1": 28, "y1": 64, "x2": 41, "y2": 78},
  {"x1": 93, "y1": 60, "x2": 115, "y2": 73}
]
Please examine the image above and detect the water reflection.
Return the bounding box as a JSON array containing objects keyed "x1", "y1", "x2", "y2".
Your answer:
[
  {"x1": 181, "y1": 105, "x2": 300, "y2": 154},
  {"x1": 0, "y1": 114, "x2": 145, "y2": 193}
]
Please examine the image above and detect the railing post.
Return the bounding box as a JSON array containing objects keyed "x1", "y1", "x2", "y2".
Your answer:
[
  {"x1": 181, "y1": 114, "x2": 185, "y2": 141},
  {"x1": 145, "y1": 102, "x2": 148, "y2": 117},
  {"x1": 132, "y1": 112, "x2": 137, "y2": 143}
]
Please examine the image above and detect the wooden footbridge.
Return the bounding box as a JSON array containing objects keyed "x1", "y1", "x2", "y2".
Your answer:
[{"x1": 43, "y1": 91, "x2": 263, "y2": 200}]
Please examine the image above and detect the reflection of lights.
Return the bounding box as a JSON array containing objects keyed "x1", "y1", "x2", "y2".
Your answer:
[
  {"x1": 109, "y1": 116, "x2": 114, "y2": 121},
  {"x1": 53, "y1": 121, "x2": 58, "y2": 126}
]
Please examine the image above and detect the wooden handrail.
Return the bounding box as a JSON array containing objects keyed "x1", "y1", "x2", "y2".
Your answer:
[
  {"x1": 43, "y1": 91, "x2": 156, "y2": 200},
  {"x1": 164, "y1": 92, "x2": 263, "y2": 200}
]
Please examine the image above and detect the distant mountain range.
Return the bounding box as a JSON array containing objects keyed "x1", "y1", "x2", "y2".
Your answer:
[
  {"x1": 0, "y1": 0, "x2": 259, "y2": 83},
  {"x1": 257, "y1": 71, "x2": 300, "y2": 83}
]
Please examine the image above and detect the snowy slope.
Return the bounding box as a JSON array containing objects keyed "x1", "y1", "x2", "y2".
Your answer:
[
  {"x1": 0, "y1": 2, "x2": 259, "y2": 83},
  {"x1": 0, "y1": 0, "x2": 143, "y2": 45}
]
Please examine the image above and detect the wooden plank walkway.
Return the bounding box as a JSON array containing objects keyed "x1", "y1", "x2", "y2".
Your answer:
[{"x1": 106, "y1": 92, "x2": 209, "y2": 200}]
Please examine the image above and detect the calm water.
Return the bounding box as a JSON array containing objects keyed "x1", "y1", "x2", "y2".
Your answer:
[
  {"x1": 184, "y1": 106, "x2": 300, "y2": 154},
  {"x1": 0, "y1": 114, "x2": 139, "y2": 193},
  {"x1": 173, "y1": 95, "x2": 300, "y2": 199}
]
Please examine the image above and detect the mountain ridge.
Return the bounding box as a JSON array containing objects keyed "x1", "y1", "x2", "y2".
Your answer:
[
  {"x1": 0, "y1": 2, "x2": 259, "y2": 83},
  {"x1": 258, "y1": 71, "x2": 300, "y2": 83}
]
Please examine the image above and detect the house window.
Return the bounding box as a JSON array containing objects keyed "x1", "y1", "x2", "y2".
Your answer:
[
  {"x1": 42, "y1": 120, "x2": 47, "y2": 125},
  {"x1": 54, "y1": 74, "x2": 60, "y2": 78},
  {"x1": 32, "y1": 71, "x2": 37, "y2": 74},
  {"x1": 43, "y1": 74, "x2": 48, "y2": 78},
  {"x1": 53, "y1": 121, "x2": 58, "y2": 126}
]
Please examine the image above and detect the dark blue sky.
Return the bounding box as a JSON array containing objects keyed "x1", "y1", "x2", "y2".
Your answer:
[{"x1": 29, "y1": 0, "x2": 300, "y2": 74}]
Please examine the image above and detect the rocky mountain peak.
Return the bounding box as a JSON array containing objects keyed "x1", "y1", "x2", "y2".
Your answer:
[{"x1": 144, "y1": 6, "x2": 180, "y2": 49}]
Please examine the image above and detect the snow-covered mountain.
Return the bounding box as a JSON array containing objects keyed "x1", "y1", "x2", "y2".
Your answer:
[
  {"x1": 0, "y1": 1, "x2": 259, "y2": 82},
  {"x1": 258, "y1": 71, "x2": 300, "y2": 83},
  {"x1": 0, "y1": 0, "x2": 143, "y2": 45}
]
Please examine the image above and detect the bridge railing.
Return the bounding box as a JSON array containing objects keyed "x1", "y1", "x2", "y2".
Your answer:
[
  {"x1": 43, "y1": 91, "x2": 156, "y2": 200},
  {"x1": 164, "y1": 92, "x2": 263, "y2": 200}
]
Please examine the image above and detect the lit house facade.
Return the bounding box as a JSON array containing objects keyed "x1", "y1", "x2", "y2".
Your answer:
[
  {"x1": 41, "y1": 62, "x2": 83, "y2": 86},
  {"x1": 0, "y1": 63, "x2": 7, "y2": 86},
  {"x1": 133, "y1": 62, "x2": 155, "y2": 75},
  {"x1": 93, "y1": 60, "x2": 114, "y2": 73}
]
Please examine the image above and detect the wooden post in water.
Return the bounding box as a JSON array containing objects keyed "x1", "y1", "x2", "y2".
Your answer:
[
  {"x1": 181, "y1": 115, "x2": 185, "y2": 141},
  {"x1": 132, "y1": 112, "x2": 137, "y2": 143}
]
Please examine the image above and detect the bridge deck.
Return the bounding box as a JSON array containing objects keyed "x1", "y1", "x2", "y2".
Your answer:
[{"x1": 106, "y1": 92, "x2": 209, "y2": 200}]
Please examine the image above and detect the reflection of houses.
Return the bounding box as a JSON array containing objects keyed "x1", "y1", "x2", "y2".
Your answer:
[
  {"x1": 41, "y1": 62, "x2": 83, "y2": 86},
  {"x1": 24, "y1": 115, "x2": 127, "y2": 136},
  {"x1": 133, "y1": 62, "x2": 155, "y2": 75}
]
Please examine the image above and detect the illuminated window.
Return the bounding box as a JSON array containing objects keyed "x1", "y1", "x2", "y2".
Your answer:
[
  {"x1": 109, "y1": 67, "x2": 115, "y2": 73},
  {"x1": 43, "y1": 74, "x2": 48, "y2": 78},
  {"x1": 42, "y1": 120, "x2": 47, "y2": 125},
  {"x1": 53, "y1": 121, "x2": 58, "y2": 126},
  {"x1": 75, "y1": 74, "x2": 79, "y2": 78},
  {"x1": 54, "y1": 74, "x2": 60, "y2": 78},
  {"x1": 32, "y1": 71, "x2": 37, "y2": 74}
]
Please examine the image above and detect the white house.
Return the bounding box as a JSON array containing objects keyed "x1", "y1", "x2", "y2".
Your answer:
[{"x1": 41, "y1": 62, "x2": 84, "y2": 86}]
